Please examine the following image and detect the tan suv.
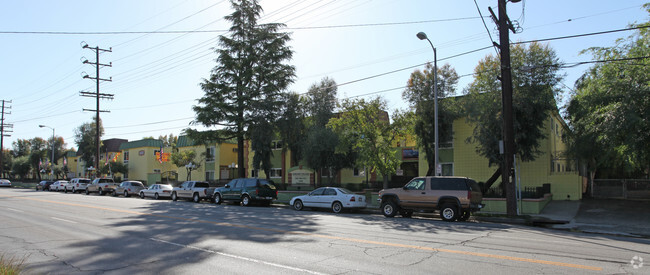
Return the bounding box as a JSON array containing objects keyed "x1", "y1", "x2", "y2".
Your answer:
[{"x1": 378, "y1": 176, "x2": 484, "y2": 221}]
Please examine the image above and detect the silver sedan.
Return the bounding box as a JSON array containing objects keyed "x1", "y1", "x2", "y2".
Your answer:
[{"x1": 139, "y1": 184, "x2": 173, "y2": 200}]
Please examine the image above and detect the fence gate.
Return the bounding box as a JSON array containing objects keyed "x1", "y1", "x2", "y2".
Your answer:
[{"x1": 593, "y1": 179, "x2": 650, "y2": 200}]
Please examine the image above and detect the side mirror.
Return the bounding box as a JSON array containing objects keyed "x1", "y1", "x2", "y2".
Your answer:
[
  {"x1": 403, "y1": 186, "x2": 408, "y2": 190},
  {"x1": 225, "y1": 184, "x2": 230, "y2": 188}
]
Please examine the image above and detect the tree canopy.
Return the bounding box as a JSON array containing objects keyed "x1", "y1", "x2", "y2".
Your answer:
[
  {"x1": 189, "y1": 0, "x2": 295, "y2": 178},
  {"x1": 567, "y1": 6, "x2": 650, "y2": 178},
  {"x1": 464, "y1": 42, "x2": 564, "y2": 167}
]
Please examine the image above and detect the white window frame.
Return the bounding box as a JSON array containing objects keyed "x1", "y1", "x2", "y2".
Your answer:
[{"x1": 206, "y1": 146, "x2": 216, "y2": 162}]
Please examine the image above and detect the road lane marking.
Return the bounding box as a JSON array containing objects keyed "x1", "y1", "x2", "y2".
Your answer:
[
  {"x1": 1, "y1": 194, "x2": 603, "y2": 271},
  {"x1": 150, "y1": 238, "x2": 327, "y2": 275},
  {"x1": 51, "y1": 217, "x2": 78, "y2": 224}
]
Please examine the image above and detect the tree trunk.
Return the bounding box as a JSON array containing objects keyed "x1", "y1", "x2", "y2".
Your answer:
[
  {"x1": 482, "y1": 168, "x2": 502, "y2": 193},
  {"x1": 237, "y1": 135, "x2": 245, "y2": 178},
  {"x1": 383, "y1": 174, "x2": 389, "y2": 189}
]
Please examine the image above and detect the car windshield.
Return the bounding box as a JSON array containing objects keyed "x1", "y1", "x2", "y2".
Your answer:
[
  {"x1": 132, "y1": 182, "x2": 144, "y2": 187},
  {"x1": 338, "y1": 188, "x2": 354, "y2": 194}
]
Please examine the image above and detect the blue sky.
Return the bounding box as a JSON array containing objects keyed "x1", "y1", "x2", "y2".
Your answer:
[{"x1": 1, "y1": 0, "x2": 648, "y2": 151}]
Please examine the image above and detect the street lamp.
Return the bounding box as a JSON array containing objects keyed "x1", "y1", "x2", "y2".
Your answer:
[
  {"x1": 417, "y1": 31, "x2": 440, "y2": 176},
  {"x1": 39, "y1": 124, "x2": 55, "y2": 180}
]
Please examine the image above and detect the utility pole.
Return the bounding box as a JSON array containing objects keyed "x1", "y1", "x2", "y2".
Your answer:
[
  {"x1": 0, "y1": 100, "x2": 13, "y2": 178},
  {"x1": 81, "y1": 43, "x2": 113, "y2": 178},
  {"x1": 489, "y1": 0, "x2": 519, "y2": 217}
]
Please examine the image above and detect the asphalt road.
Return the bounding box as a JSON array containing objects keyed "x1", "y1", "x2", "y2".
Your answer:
[{"x1": 0, "y1": 188, "x2": 648, "y2": 274}]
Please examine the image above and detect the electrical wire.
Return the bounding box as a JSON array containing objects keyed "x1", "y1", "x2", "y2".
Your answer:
[{"x1": 473, "y1": 0, "x2": 500, "y2": 57}]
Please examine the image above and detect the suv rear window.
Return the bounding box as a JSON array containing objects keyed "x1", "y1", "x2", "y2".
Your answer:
[
  {"x1": 431, "y1": 178, "x2": 468, "y2": 190},
  {"x1": 79, "y1": 179, "x2": 91, "y2": 183},
  {"x1": 195, "y1": 182, "x2": 209, "y2": 188}
]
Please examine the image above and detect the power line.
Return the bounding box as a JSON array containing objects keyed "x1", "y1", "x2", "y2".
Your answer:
[
  {"x1": 0, "y1": 17, "x2": 488, "y2": 35},
  {"x1": 473, "y1": 0, "x2": 500, "y2": 57},
  {"x1": 514, "y1": 25, "x2": 650, "y2": 45}
]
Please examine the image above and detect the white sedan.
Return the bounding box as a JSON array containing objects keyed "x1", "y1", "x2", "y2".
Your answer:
[
  {"x1": 0, "y1": 179, "x2": 11, "y2": 187},
  {"x1": 139, "y1": 184, "x2": 173, "y2": 200},
  {"x1": 290, "y1": 187, "x2": 367, "y2": 213},
  {"x1": 49, "y1": 180, "x2": 68, "y2": 192}
]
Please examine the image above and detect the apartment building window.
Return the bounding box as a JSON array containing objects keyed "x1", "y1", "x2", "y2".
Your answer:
[
  {"x1": 269, "y1": 168, "x2": 282, "y2": 178},
  {"x1": 441, "y1": 163, "x2": 454, "y2": 176},
  {"x1": 251, "y1": 170, "x2": 258, "y2": 178},
  {"x1": 205, "y1": 170, "x2": 215, "y2": 181},
  {"x1": 206, "y1": 146, "x2": 215, "y2": 162},
  {"x1": 123, "y1": 151, "x2": 129, "y2": 163},
  {"x1": 272, "y1": 140, "x2": 283, "y2": 150},
  {"x1": 153, "y1": 169, "x2": 161, "y2": 173},
  {"x1": 353, "y1": 167, "x2": 365, "y2": 177}
]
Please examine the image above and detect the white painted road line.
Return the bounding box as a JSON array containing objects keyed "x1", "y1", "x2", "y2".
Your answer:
[
  {"x1": 7, "y1": 207, "x2": 24, "y2": 212},
  {"x1": 150, "y1": 238, "x2": 327, "y2": 275},
  {"x1": 51, "y1": 217, "x2": 78, "y2": 224}
]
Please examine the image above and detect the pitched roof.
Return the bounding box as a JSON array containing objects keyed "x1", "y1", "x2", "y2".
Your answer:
[
  {"x1": 102, "y1": 138, "x2": 129, "y2": 152},
  {"x1": 176, "y1": 135, "x2": 237, "y2": 148},
  {"x1": 119, "y1": 139, "x2": 163, "y2": 150}
]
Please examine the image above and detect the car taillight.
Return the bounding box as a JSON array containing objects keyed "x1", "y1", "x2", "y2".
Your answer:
[
  {"x1": 128, "y1": 188, "x2": 131, "y2": 192},
  {"x1": 275, "y1": 190, "x2": 278, "y2": 196},
  {"x1": 468, "y1": 190, "x2": 472, "y2": 200},
  {"x1": 350, "y1": 197, "x2": 356, "y2": 202},
  {"x1": 256, "y1": 189, "x2": 259, "y2": 195},
  {"x1": 76, "y1": 183, "x2": 79, "y2": 187},
  {"x1": 203, "y1": 189, "x2": 207, "y2": 195},
  {"x1": 163, "y1": 190, "x2": 170, "y2": 193}
]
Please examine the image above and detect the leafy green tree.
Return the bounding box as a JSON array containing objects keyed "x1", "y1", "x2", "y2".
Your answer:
[
  {"x1": 11, "y1": 156, "x2": 31, "y2": 180},
  {"x1": 45, "y1": 136, "x2": 66, "y2": 165},
  {"x1": 329, "y1": 97, "x2": 412, "y2": 189},
  {"x1": 74, "y1": 117, "x2": 104, "y2": 170},
  {"x1": 171, "y1": 150, "x2": 201, "y2": 181},
  {"x1": 567, "y1": 7, "x2": 650, "y2": 179},
  {"x1": 464, "y1": 42, "x2": 563, "y2": 181},
  {"x1": 277, "y1": 92, "x2": 306, "y2": 166},
  {"x1": 301, "y1": 78, "x2": 353, "y2": 185},
  {"x1": 1, "y1": 149, "x2": 12, "y2": 178},
  {"x1": 403, "y1": 63, "x2": 461, "y2": 175},
  {"x1": 11, "y1": 139, "x2": 31, "y2": 157},
  {"x1": 189, "y1": 0, "x2": 295, "y2": 179},
  {"x1": 99, "y1": 161, "x2": 128, "y2": 177}
]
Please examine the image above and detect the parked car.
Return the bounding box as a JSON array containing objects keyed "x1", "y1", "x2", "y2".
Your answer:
[
  {"x1": 290, "y1": 187, "x2": 366, "y2": 213},
  {"x1": 85, "y1": 178, "x2": 117, "y2": 196},
  {"x1": 139, "y1": 184, "x2": 173, "y2": 200},
  {"x1": 114, "y1": 181, "x2": 146, "y2": 197},
  {"x1": 67, "y1": 178, "x2": 91, "y2": 193},
  {"x1": 171, "y1": 181, "x2": 214, "y2": 203},
  {"x1": 49, "y1": 180, "x2": 68, "y2": 192},
  {"x1": 36, "y1": 180, "x2": 54, "y2": 191},
  {"x1": 213, "y1": 178, "x2": 277, "y2": 206},
  {"x1": 0, "y1": 179, "x2": 11, "y2": 187},
  {"x1": 378, "y1": 176, "x2": 484, "y2": 221}
]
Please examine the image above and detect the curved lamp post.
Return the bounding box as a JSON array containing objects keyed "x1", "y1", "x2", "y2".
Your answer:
[
  {"x1": 416, "y1": 32, "x2": 440, "y2": 176},
  {"x1": 39, "y1": 124, "x2": 55, "y2": 180}
]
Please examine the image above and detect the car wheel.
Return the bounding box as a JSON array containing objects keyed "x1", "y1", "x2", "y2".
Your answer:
[
  {"x1": 331, "y1": 201, "x2": 343, "y2": 213},
  {"x1": 140, "y1": 192, "x2": 145, "y2": 199},
  {"x1": 85, "y1": 189, "x2": 89, "y2": 195},
  {"x1": 214, "y1": 194, "x2": 222, "y2": 205},
  {"x1": 72, "y1": 188, "x2": 76, "y2": 193},
  {"x1": 193, "y1": 193, "x2": 200, "y2": 203},
  {"x1": 154, "y1": 193, "x2": 159, "y2": 200},
  {"x1": 440, "y1": 204, "x2": 459, "y2": 222},
  {"x1": 64, "y1": 187, "x2": 68, "y2": 193},
  {"x1": 400, "y1": 210, "x2": 414, "y2": 218},
  {"x1": 381, "y1": 200, "x2": 398, "y2": 218},
  {"x1": 457, "y1": 210, "x2": 471, "y2": 221},
  {"x1": 172, "y1": 192, "x2": 178, "y2": 201},
  {"x1": 98, "y1": 188, "x2": 104, "y2": 196},
  {"x1": 124, "y1": 191, "x2": 129, "y2": 197},
  {"x1": 293, "y1": 200, "x2": 303, "y2": 211},
  {"x1": 241, "y1": 195, "x2": 250, "y2": 206}
]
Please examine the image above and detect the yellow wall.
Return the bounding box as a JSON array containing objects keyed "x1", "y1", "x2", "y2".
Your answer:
[{"x1": 123, "y1": 146, "x2": 169, "y2": 182}]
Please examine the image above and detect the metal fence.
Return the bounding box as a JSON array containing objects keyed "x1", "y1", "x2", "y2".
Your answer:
[
  {"x1": 484, "y1": 184, "x2": 550, "y2": 199},
  {"x1": 593, "y1": 179, "x2": 650, "y2": 200}
]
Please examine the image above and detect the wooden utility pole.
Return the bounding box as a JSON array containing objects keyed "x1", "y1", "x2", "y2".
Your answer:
[
  {"x1": 489, "y1": 0, "x2": 519, "y2": 216},
  {"x1": 0, "y1": 100, "x2": 12, "y2": 178},
  {"x1": 81, "y1": 43, "x2": 113, "y2": 178}
]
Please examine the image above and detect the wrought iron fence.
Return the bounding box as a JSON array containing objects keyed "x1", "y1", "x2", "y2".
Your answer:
[
  {"x1": 483, "y1": 184, "x2": 549, "y2": 199},
  {"x1": 593, "y1": 179, "x2": 650, "y2": 200}
]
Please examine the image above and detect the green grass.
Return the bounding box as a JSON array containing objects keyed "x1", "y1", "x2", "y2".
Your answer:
[{"x1": 0, "y1": 253, "x2": 26, "y2": 275}]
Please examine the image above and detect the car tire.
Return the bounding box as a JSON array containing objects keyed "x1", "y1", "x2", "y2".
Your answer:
[
  {"x1": 154, "y1": 193, "x2": 159, "y2": 200},
  {"x1": 85, "y1": 189, "x2": 89, "y2": 195},
  {"x1": 331, "y1": 201, "x2": 343, "y2": 213},
  {"x1": 171, "y1": 192, "x2": 178, "y2": 201},
  {"x1": 440, "y1": 204, "x2": 459, "y2": 222},
  {"x1": 99, "y1": 188, "x2": 104, "y2": 196},
  {"x1": 293, "y1": 200, "x2": 303, "y2": 211},
  {"x1": 241, "y1": 195, "x2": 250, "y2": 206},
  {"x1": 124, "y1": 191, "x2": 129, "y2": 197},
  {"x1": 192, "y1": 193, "x2": 200, "y2": 203},
  {"x1": 381, "y1": 200, "x2": 399, "y2": 217},
  {"x1": 64, "y1": 187, "x2": 68, "y2": 193},
  {"x1": 72, "y1": 188, "x2": 76, "y2": 193},
  {"x1": 400, "y1": 210, "x2": 414, "y2": 218},
  {"x1": 457, "y1": 210, "x2": 471, "y2": 221},
  {"x1": 140, "y1": 192, "x2": 145, "y2": 199},
  {"x1": 214, "y1": 194, "x2": 222, "y2": 205}
]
